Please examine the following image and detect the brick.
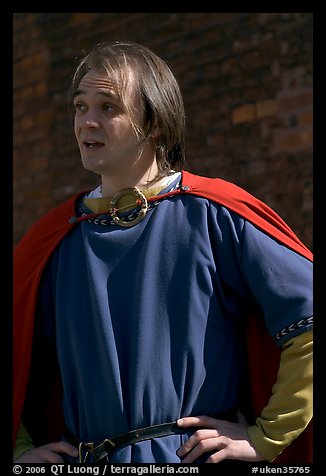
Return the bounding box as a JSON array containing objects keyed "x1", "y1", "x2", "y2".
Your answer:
[
  {"x1": 298, "y1": 110, "x2": 313, "y2": 127},
  {"x1": 232, "y1": 104, "x2": 255, "y2": 124},
  {"x1": 278, "y1": 90, "x2": 313, "y2": 112},
  {"x1": 70, "y1": 13, "x2": 95, "y2": 26},
  {"x1": 20, "y1": 114, "x2": 35, "y2": 130},
  {"x1": 247, "y1": 160, "x2": 266, "y2": 176},
  {"x1": 255, "y1": 100, "x2": 277, "y2": 119},
  {"x1": 274, "y1": 128, "x2": 313, "y2": 152}
]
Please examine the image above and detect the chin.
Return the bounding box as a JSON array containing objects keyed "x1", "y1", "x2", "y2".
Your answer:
[{"x1": 82, "y1": 157, "x2": 103, "y2": 173}]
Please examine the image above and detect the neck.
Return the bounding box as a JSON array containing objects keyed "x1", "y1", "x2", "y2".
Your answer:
[
  {"x1": 100, "y1": 161, "x2": 162, "y2": 197},
  {"x1": 84, "y1": 170, "x2": 179, "y2": 215}
]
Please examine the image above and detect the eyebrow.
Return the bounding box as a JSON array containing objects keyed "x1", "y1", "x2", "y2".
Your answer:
[{"x1": 72, "y1": 89, "x2": 119, "y2": 100}]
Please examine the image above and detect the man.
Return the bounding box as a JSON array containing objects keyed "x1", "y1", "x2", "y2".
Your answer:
[{"x1": 14, "y1": 40, "x2": 313, "y2": 464}]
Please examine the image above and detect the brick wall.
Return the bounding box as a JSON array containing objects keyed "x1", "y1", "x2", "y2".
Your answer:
[{"x1": 13, "y1": 13, "x2": 313, "y2": 249}]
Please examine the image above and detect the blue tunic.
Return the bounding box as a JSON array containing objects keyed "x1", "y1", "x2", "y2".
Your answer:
[{"x1": 39, "y1": 176, "x2": 313, "y2": 463}]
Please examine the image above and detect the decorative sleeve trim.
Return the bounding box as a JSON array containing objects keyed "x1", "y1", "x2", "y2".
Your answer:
[{"x1": 273, "y1": 316, "x2": 313, "y2": 342}]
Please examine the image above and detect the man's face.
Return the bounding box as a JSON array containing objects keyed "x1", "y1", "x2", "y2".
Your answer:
[{"x1": 73, "y1": 69, "x2": 149, "y2": 179}]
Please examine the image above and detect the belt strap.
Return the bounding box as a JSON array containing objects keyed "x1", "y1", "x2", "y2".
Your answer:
[
  {"x1": 66, "y1": 409, "x2": 238, "y2": 463},
  {"x1": 67, "y1": 421, "x2": 186, "y2": 463}
]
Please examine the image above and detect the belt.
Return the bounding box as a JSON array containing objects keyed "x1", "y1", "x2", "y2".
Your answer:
[
  {"x1": 66, "y1": 410, "x2": 238, "y2": 463},
  {"x1": 66, "y1": 421, "x2": 186, "y2": 463}
]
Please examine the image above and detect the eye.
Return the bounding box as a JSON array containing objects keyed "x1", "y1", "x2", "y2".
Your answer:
[
  {"x1": 103, "y1": 104, "x2": 115, "y2": 112},
  {"x1": 74, "y1": 102, "x2": 87, "y2": 112}
]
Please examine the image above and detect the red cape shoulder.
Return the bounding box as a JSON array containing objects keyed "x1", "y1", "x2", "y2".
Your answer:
[{"x1": 182, "y1": 171, "x2": 312, "y2": 262}]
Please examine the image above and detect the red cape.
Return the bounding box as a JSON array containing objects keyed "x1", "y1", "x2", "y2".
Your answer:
[{"x1": 13, "y1": 170, "x2": 313, "y2": 462}]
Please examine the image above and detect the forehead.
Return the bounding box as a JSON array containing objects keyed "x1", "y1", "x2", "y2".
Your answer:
[{"x1": 75, "y1": 68, "x2": 136, "y2": 99}]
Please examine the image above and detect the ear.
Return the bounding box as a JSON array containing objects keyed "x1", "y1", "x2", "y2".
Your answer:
[
  {"x1": 151, "y1": 126, "x2": 161, "y2": 139},
  {"x1": 150, "y1": 118, "x2": 162, "y2": 139}
]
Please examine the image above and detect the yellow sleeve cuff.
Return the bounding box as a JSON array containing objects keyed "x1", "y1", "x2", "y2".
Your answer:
[
  {"x1": 13, "y1": 421, "x2": 35, "y2": 461},
  {"x1": 247, "y1": 329, "x2": 313, "y2": 461}
]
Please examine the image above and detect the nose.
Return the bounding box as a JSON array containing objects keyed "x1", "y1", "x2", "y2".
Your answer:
[
  {"x1": 84, "y1": 118, "x2": 100, "y2": 129},
  {"x1": 79, "y1": 110, "x2": 101, "y2": 129}
]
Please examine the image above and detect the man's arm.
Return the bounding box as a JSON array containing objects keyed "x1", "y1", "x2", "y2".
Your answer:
[
  {"x1": 176, "y1": 329, "x2": 313, "y2": 463},
  {"x1": 13, "y1": 421, "x2": 35, "y2": 461},
  {"x1": 247, "y1": 329, "x2": 313, "y2": 461},
  {"x1": 13, "y1": 420, "x2": 78, "y2": 463}
]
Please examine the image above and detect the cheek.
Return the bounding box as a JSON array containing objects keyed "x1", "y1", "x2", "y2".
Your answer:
[
  {"x1": 74, "y1": 118, "x2": 81, "y2": 137},
  {"x1": 111, "y1": 118, "x2": 139, "y2": 140}
]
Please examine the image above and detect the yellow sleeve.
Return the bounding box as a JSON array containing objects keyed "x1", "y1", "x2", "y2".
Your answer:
[
  {"x1": 13, "y1": 420, "x2": 35, "y2": 461},
  {"x1": 247, "y1": 329, "x2": 313, "y2": 461}
]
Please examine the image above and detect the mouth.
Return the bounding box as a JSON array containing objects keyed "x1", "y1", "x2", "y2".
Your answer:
[{"x1": 83, "y1": 140, "x2": 104, "y2": 150}]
